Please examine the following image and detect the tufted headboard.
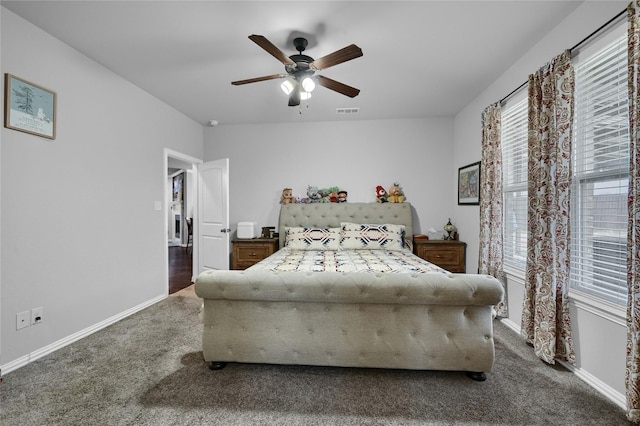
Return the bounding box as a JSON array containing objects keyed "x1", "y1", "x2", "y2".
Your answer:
[{"x1": 278, "y1": 202, "x2": 413, "y2": 248}]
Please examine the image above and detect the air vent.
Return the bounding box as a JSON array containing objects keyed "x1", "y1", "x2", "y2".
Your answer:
[{"x1": 336, "y1": 107, "x2": 360, "y2": 115}]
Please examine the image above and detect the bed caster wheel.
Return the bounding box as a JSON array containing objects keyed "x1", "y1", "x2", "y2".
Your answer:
[
  {"x1": 209, "y1": 361, "x2": 227, "y2": 370},
  {"x1": 466, "y1": 371, "x2": 487, "y2": 381}
]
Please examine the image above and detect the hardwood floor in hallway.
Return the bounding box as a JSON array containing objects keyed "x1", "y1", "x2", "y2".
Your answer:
[{"x1": 169, "y1": 246, "x2": 193, "y2": 294}]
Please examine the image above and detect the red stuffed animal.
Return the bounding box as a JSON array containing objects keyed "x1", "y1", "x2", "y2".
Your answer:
[{"x1": 376, "y1": 185, "x2": 388, "y2": 203}]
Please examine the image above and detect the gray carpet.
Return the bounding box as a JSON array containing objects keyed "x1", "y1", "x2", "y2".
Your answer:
[{"x1": 0, "y1": 286, "x2": 631, "y2": 425}]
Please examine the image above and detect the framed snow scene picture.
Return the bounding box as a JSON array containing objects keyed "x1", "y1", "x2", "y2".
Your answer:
[
  {"x1": 4, "y1": 73, "x2": 56, "y2": 140},
  {"x1": 458, "y1": 161, "x2": 481, "y2": 205}
]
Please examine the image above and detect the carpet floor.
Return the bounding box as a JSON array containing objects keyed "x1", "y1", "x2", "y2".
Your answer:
[{"x1": 0, "y1": 285, "x2": 631, "y2": 425}]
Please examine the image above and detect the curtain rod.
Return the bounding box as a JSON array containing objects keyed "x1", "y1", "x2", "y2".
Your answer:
[{"x1": 499, "y1": 7, "x2": 627, "y2": 106}]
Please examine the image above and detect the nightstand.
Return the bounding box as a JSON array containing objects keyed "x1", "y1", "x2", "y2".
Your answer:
[
  {"x1": 413, "y1": 238, "x2": 466, "y2": 273},
  {"x1": 232, "y1": 237, "x2": 279, "y2": 270}
]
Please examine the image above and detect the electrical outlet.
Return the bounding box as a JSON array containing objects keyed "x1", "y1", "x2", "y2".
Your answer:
[
  {"x1": 16, "y1": 311, "x2": 30, "y2": 330},
  {"x1": 31, "y1": 307, "x2": 43, "y2": 325}
]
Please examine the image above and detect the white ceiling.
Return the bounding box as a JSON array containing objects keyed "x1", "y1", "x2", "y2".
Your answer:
[{"x1": 2, "y1": 1, "x2": 584, "y2": 126}]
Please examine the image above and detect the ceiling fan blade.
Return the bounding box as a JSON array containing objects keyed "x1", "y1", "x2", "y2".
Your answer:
[
  {"x1": 310, "y1": 44, "x2": 363, "y2": 71},
  {"x1": 316, "y1": 75, "x2": 360, "y2": 98},
  {"x1": 231, "y1": 74, "x2": 286, "y2": 85},
  {"x1": 249, "y1": 35, "x2": 296, "y2": 66}
]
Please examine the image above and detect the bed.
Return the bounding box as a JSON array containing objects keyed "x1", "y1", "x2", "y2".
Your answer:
[{"x1": 195, "y1": 202, "x2": 504, "y2": 380}]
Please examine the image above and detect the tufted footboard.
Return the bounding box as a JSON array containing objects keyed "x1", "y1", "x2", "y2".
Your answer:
[{"x1": 195, "y1": 269, "x2": 504, "y2": 376}]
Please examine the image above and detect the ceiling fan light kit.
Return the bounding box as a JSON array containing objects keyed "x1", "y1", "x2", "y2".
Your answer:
[
  {"x1": 301, "y1": 77, "x2": 316, "y2": 92},
  {"x1": 280, "y1": 79, "x2": 295, "y2": 95},
  {"x1": 231, "y1": 34, "x2": 362, "y2": 108}
]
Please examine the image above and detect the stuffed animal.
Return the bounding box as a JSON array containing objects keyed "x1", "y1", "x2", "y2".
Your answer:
[
  {"x1": 280, "y1": 188, "x2": 297, "y2": 204},
  {"x1": 388, "y1": 182, "x2": 406, "y2": 203},
  {"x1": 306, "y1": 185, "x2": 322, "y2": 203},
  {"x1": 316, "y1": 188, "x2": 331, "y2": 203},
  {"x1": 318, "y1": 186, "x2": 340, "y2": 203},
  {"x1": 376, "y1": 185, "x2": 388, "y2": 203},
  {"x1": 337, "y1": 190, "x2": 348, "y2": 203}
]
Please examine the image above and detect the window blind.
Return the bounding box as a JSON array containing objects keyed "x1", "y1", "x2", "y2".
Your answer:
[
  {"x1": 571, "y1": 34, "x2": 629, "y2": 305},
  {"x1": 502, "y1": 98, "x2": 528, "y2": 271}
]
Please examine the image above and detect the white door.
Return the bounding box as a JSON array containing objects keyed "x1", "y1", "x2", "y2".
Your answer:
[{"x1": 197, "y1": 158, "x2": 230, "y2": 272}]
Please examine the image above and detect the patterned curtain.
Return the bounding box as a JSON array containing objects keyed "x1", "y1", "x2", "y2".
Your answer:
[
  {"x1": 478, "y1": 103, "x2": 507, "y2": 317},
  {"x1": 626, "y1": 1, "x2": 640, "y2": 421},
  {"x1": 521, "y1": 50, "x2": 576, "y2": 365}
]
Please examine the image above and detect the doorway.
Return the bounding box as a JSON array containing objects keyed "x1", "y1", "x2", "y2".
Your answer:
[
  {"x1": 165, "y1": 149, "x2": 201, "y2": 294},
  {"x1": 168, "y1": 245, "x2": 192, "y2": 294}
]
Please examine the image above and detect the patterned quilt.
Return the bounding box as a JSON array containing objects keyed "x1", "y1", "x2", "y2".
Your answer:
[{"x1": 249, "y1": 248, "x2": 449, "y2": 274}]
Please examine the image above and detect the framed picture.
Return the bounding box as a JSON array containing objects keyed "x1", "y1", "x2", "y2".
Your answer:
[
  {"x1": 4, "y1": 73, "x2": 56, "y2": 139},
  {"x1": 458, "y1": 161, "x2": 481, "y2": 205}
]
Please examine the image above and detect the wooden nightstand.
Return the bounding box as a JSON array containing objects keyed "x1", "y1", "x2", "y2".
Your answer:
[
  {"x1": 232, "y1": 237, "x2": 279, "y2": 270},
  {"x1": 413, "y1": 239, "x2": 466, "y2": 273}
]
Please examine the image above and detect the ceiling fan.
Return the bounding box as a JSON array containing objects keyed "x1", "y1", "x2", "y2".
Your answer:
[{"x1": 231, "y1": 35, "x2": 363, "y2": 107}]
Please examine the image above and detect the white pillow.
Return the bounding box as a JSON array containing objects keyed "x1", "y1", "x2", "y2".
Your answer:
[
  {"x1": 339, "y1": 222, "x2": 405, "y2": 251},
  {"x1": 285, "y1": 227, "x2": 341, "y2": 251}
]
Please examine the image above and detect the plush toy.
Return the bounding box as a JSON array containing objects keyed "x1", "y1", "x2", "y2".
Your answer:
[
  {"x1": 318, "y1": 186, "x2": 340, "y2": 203},
  {"x1": 316, "y1": 188, "x2": 331, "y2": 203},
  {"x1": 337, "y1": 190, "x2": 348, "y2": 203},
  {"x1": 388, "y1": 182, "x2": 406, "y2": 203},
  {"x1": 376, "y1": 185, "x2": 388, "y2": 203},
  {"x1": 280, "y1": 188, "x2": 297, "y2": 204},
  {"x1": 306, "y1": 185, "x2": 322, "y2": 203}
]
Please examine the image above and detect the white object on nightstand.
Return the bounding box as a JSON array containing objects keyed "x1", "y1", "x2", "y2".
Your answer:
[{"x1": 237, "y1": 222, "x2": 258, "y2": 239}]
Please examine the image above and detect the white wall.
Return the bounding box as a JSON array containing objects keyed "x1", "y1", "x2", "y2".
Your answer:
[
  {"x1": 203, "y1": 118, "x2": 457, "y2": 242},
  {"x1": 0, "y1": 9, "x2": 203, "y2": 368},
  {"x1": 453, "y1": 0, "x2": 629, "y2": 408}
]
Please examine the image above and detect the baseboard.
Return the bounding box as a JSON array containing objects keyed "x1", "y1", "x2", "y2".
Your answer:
[
  {"x1": 0, "y1": 294, "x2": 166, "y2": 376},
  {"x1": 499, "y1": 317, "x2": 521, "y2": 334},
  {"x1": 497, "y1": 317, "x2": 627, "y2": 411},
  {"x1": 557, "y1": 358, "x2": 627, "y2": 410}
]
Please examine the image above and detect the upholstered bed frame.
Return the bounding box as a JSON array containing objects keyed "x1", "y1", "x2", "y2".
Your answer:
[{"x1": 195, "y1": 202, "x2": 504, "y2": 380}]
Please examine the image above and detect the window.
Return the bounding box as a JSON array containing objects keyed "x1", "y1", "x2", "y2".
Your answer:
[
  {"x1": 501, "y1": 32, "x2": 630, "y2": 306},
  {"x1": 571, "y1": 34, "x2": 629, "y2": 305},
  {"x1": 502, "y1": 98, "x2": 528, "y2": 271}
]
